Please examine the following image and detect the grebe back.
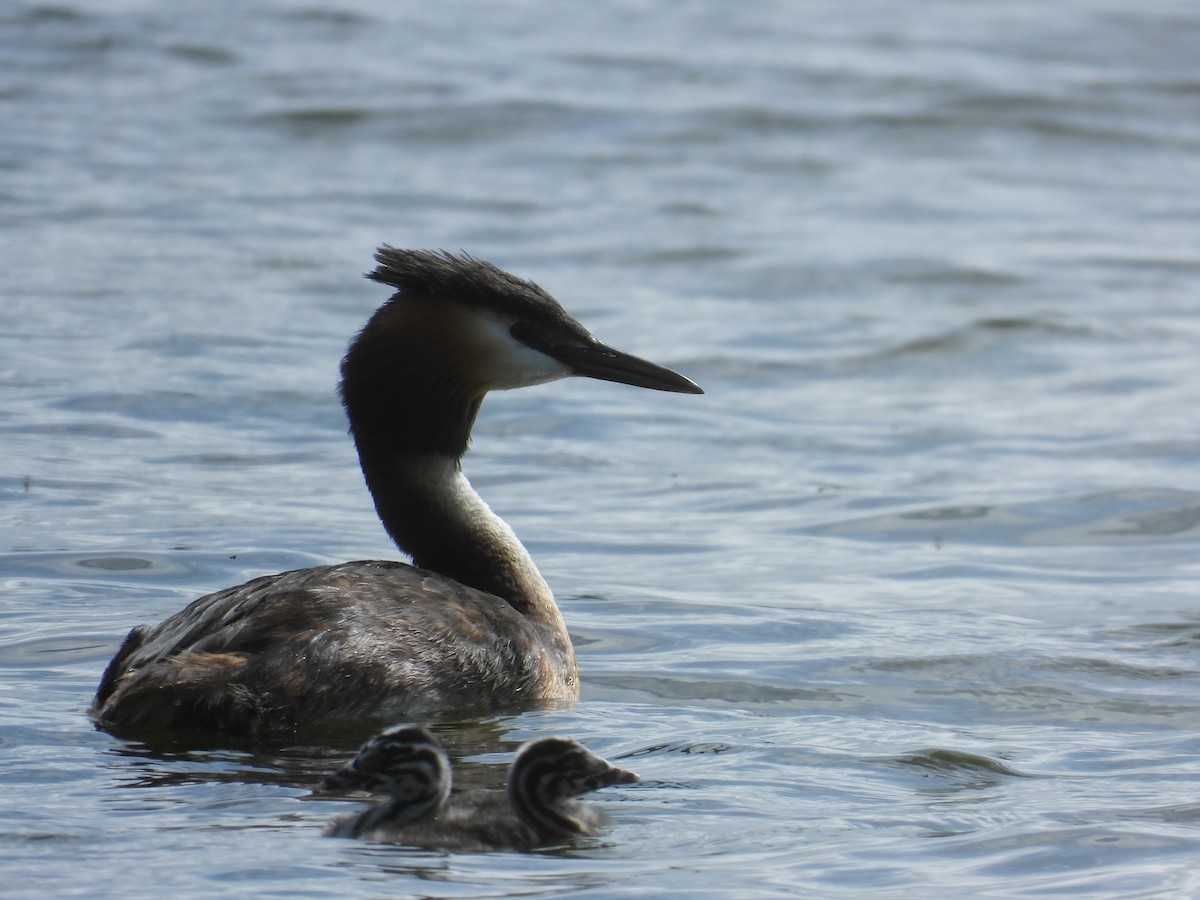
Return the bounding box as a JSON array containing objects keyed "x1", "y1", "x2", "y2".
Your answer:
[{"x1": 92, "y1": 248, "x2": 702, "y2": 734}]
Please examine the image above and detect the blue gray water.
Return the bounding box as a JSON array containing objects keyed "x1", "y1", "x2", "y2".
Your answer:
[{"x1": 4, "y1": 0, "x2": 1200, "y2": 895}]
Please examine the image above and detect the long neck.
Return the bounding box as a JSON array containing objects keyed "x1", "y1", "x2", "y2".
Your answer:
[
  {"x1": 339, "y1": 307, "x2": 562, "y2": 620},
  {"x1": 360, "y1": 449, "x2": 556, "y2": 617}
]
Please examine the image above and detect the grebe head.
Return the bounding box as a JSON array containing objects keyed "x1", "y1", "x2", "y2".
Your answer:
[
  {"x1": 507, "y1": 737, "x2": 639, "y2": 835},
  {"x1": 367, "y1": 247, "x2": 702, "y2": 395},
  {"x1": 342, "y1": 248, "x2": 701, "y2": 456},
  {"x1": 320, "y1": 724, "x2": 452, "y2": 814}
]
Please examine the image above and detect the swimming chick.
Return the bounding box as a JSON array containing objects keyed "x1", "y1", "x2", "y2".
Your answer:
[
  {"x1": 321, "y1": 724, "x2": 452, "y2": 836},
  {"x1": 323, "y1": 724, "x2": 639, "y2": 850},
  {"x1": 91, "y1": 248, "x2": 702, "y2": 734}
]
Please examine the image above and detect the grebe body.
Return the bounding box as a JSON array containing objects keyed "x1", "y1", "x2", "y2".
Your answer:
[
  {"x1": 323, "y1": 726, "x2": 638, "y2": 850},
  {"x1": 91, "y1": 249, "x2": 701, "y2": 734}
]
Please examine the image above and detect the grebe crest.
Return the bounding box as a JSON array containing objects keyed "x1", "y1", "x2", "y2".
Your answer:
[
  {"x1": 324, "y1": 729, "x2": 639, "y2": 850},
  {"x1": 322, "y1": 724, "x2": 450, "y2": 838},
  {"x1": 91, "y1": 248, "x2": 702, "y2": 734}
]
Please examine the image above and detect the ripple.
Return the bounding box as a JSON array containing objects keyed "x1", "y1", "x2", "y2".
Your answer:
[
  {"x1": 886, "y1": 748, "x2": 1033, "y2": 778},
  {"x1": 1036, "y1": 656, "x2": 1195, "y2": 681},
  {"x1": 587, "y1": 674, "x2": 846, "y2": 707},
  {"x1": 251, "y1": 107, "x2": 374, "y2": 135},
  {"x1": 0, "y1": 421, "x2": 156, "y2": 439},
  {"x1": 806, "y1": 488, "x2": 1200, "y2": 546},
  {"x1": 164, "y1": 43, "x2": 237, "y2": 66},
  {"x1": 857, "y1": 315, "x2": 1101, "y2": 365},
  {"x1": 0, "y1": 632, "x2": 115, "y2": 666},
  {"x1": 884, "y1": 266, "x2": 1026, "y2": 287}
]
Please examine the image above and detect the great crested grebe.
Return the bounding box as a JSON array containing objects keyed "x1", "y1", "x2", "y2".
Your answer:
[
  {"x1": 322, "y1": 724, "x2": 639, "y2": 850},
  {"x1": 91, "y1": 248, "x2": 702, "y2": 734}
]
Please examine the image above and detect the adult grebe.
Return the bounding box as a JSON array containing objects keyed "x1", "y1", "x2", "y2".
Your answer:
[
  {"x1": 322, "y1": 724, "x2": 639, "y2": 849},
  {"x1": 91, "y1": 248, "x2": 702, "y2": 734}
]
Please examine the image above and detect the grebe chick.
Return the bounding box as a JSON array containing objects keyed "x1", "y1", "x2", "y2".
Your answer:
[
  {"x1": 322, "y1": 724, "x2": 452, "y2": 838},
  {"x1": 324, "y1": 731, "x2": 639, "y2": 850},
  {"x1": 92, "y1": 248, "x2": 702, "y2": 734}
]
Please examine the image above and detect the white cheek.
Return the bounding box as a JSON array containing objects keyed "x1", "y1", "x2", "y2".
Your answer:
[{"x1": 469, "y1": 314, "x2": 572, "y2": 390}]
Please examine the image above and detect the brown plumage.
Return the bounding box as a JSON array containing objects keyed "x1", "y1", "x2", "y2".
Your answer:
[{"x1": 92, "y1": 249, "x2": 702, "y2": 735}]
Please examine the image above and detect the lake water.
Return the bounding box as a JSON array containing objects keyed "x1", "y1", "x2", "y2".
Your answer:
[{"x1": 4, "y1": 0, "x2": 1200, "y2": 895}]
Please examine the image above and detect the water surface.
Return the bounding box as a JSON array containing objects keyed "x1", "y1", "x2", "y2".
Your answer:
[{"x1": 3, "y1": 1, "x2": 1200, "y2": 896}]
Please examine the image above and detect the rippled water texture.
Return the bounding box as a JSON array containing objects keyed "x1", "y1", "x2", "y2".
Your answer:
[{"x1": 4, "y1": 1, "x2": 1200, "y2": 896}]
